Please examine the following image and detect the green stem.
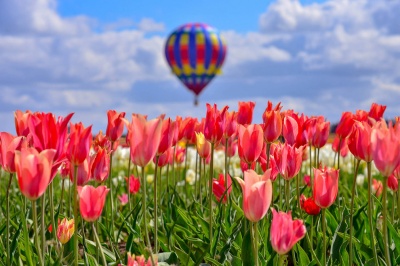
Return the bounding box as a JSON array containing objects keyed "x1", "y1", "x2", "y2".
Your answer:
[
  {"x1": 397, "y1": 190, "x2": 400, "y2": 222},
  {"x1": 382, "y1": 175, "x2": 391, "y2": 266},
  {"x1": 40, "y1": 194, "x2": 46, "y2": 260},
  {"x1": 73, "y1": 164, "x2": 79, "y2": 266},
  {"x1": 184, "y1": 145, "x2": 189, "y2": 205},
  {"x1": 109, "y1": 149, "x2": 115, "y2": 241},
  {"x1": 391, "y1": 189, "x2": 395, "y2": 223},
  {"x1": 305, "y1": 232, "x2": 321, "y2": 266},
  {"x1": 367, "y1": 162, "x2": 379, "y2": 265},
  {"x1": 141, "y1": 167, "x2": 156, "y2": 266},
  {"x1": 278, "y1": 254, "x2": 286, "y2": 266},
  {"x1": 349, "y1": 159, "x2": 360, "y2": 266},
  {"x1": 322, "y1": 209, "x2": 326, "y2": 266},
  {"x1": 266, "y1": 143, "x2": 271, "y2": 169},
  {"x1": 296, "y1": 173, "x2": 300, "y2": 212},
  {"x1": 154, "y1": 156, "x2": 159, "y2": 254},
  {"x1": 32, "y1": 200, "x2": 44, "y2": 266},
  {"x1": 6, "y1": 173, "x2": 12, "y2": 266},
  {"x1": 49, "y1": 182, "x2": 59, "y2": 253},
  {"x1": 58, "y1": 178, "x2": 65, "y2": 217},
  {"x1": 92, "y1": 222, "x2": 107, "y2": 266},
  {"x1": 252, "y1": 222, "x2": 259, "y2": 266},
  {"x1": 224, "y1": 138, "x2": 229, "y2": 204},
  {"x1": 310, "y1": 215, "x2": 314, "y2": 250},
  {"x1": 209, "y1": 143, "x2": 215, "y2": 243},
  {"x1": 285, "y1": 180, "x2": 290, "y2": 211}
]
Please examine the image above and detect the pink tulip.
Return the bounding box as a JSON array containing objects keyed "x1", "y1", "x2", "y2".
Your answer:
[
  {"x1": 348, "y1": 121, "x2": 373, "y2": 162},
  {"x1": 222, "y1": 111, "x2": 238, "y2": 139},
  {"x1": 69, "y1": 158, "x2": 90, "y2": 186},
  {"x1": 237, "y1": 124, "x2": 264, "y2": 165},
  {"x1": 14, "y1": 110, "x2": 32, "y2": 137},
  {"x1": 270, "y1": 208, "x2": 306, "y2": 255},
  {"x1": 90, "y1": 147, "x2": 110, "y2": 183},
  {"x1": 0, "y1": 132, "x2": 27, "y2": 173},
  {"x1": 14, "y1": 147, "x2": 56, "y2": 200},
  {"x1": 313, "y1": 167, "x2": 339, "y2": 208},
  {"x1": 310, "y1": 117, "x2": 330, "y2": 148},
  {"x1": 78, "y1": 185, "x2": 109, "y2": 222},
  {"x1": 371, "y1": 121, "x2": 400, "y2": 177},
  {"x1": 235, "y1": 170, "x2": 273, "y2": 222},
  {"x1": 106, "y1": 110, "x2": 126, "y2": 143},
  {"x1": 118, "y1": 194, "x2": 129, "y2": 206},
  {"x1": 157, "y1": 118, "x2": 176, "y2": 155},
  {"x1": 332, "y1": 135, "x2": 349, "y2": 158},
  {"x1": 273, "y1": 143, "x2": 304, "y2": 180},
  {"x1": 125, "y1": 114, "x2": 163, "y2": 167},
  {"x1": 237, "y1": 101, "x2": 255, "y2": 125},
  {"x1": 283, "y1": 115, "x2": 298, "y2": 145},
  {"x1": 372, "y1": 179, "x2": 383, "y2": 197},
  {"x1": 155, "y1": 147, "x2": 174, "y2": 167}
]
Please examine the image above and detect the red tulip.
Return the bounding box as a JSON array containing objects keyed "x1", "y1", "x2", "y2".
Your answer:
[
  {"x1": 371, "y1": 121, "x2": 400, "y2": 177},
  {"x1": 237, "y1": 124, "x2": 263, "y2": 165},
  {"x1": 93, "y1": 130, "x2": 112, "y2": 153},
  {"x1": 14, "y1": 148, "x2": 56, "y2": 200},
  {"x1": 157, "y1": 118, "x2": 176, "y2": 155},
  {"x1": 303, "y1": 175, "x2": 311, "y2": 187},
  {"x1": 336, "y1": 111, "x2": 355, "y2": 139},
  {"x1": 368, "y1": 103, "x2": 386, "y2": 122},
  {"x1": 388, "y1": 175, "x2": 398, "y2": 192},
  {"x1": 106, "y1": 110, "x2": 126, "y2": 143},
  {"x1": 300, "y1": 195, "x2": 321, "y2": 215},
  {"x1": 67, "y1": 122, "x2": 92, "y2": 166},
  {"x1": 125, "y1": 114, "x2": 163, "y2": 167},
  {"x1": 78, "y1": 185, "x2": 109, "y2": 222},
  {"x1": 237, "y1": 101, "x2": 255, "y2": 125},
  {"x1": 212, "y1": 173, "x2": 232, "y2": 203},
  {"x1": 0, "y1": 132, "x2": 27, "y2": 173},
  {"x1": 203, "y1": 103, "x2": 228, "y2": 144},
  {"x1": 235, "y1": 170, "x2": 273, "y2": 222},
  {"x1": 14, "y1": 110, "x2": 32, "y2": 137},
  {"x1": 262, "y1": 101, "x2": 282, "y2": 143},
  {"x1": 155, "y1": 147, "x2": 174, "y2": 167},
  {"x1": 270, "y1": 208, "x2": 306, "y2": 255},
  {"x1": 332, "y1": 135, "x2": 349, "y2": 158},
  {"x1": 69, "y1": 158, "x2": 90, "y2": 186},
  {"x1": 126, "y1": 175, "x2": 141, "y2": 194},
  {"x1": 222, "y1": 111, "x2": 238, "y2": 139},
  {"x1": 313, "y1": 167, "x2": 339, "y2": 208}
]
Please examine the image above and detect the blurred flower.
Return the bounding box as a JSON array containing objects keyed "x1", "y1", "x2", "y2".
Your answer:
[
  {"x1": 57, "y1": 218, "x2": 74, "y2": 244},
  {"x1": 388, "y1": 175, "x2": 398, "y2": 192},
  {"x1": 146, "y1": 174, "x2": 154, "y2": 184},
  {"x1": 212, "y1": 173, "x2": 232, "y2": 203},
  {"x1": 270, "y1": 208, "x2": 306, "y2": 255},
  {"x1": 372, "y1": 179, "x2": 383, "y2": 197},
  {"x1": 118, "y1": 194, "x2": 129, "y2": 206},
  {"x1": 300, "y1": 195, "x2": 321, "y2": 215}
]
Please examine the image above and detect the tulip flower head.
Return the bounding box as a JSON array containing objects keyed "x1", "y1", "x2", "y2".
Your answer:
[
  {"x1": 235, "y1": 170, "x2": 273, "y2": 222},
  {"x1": 195, "y1": 132, "x2": 211, "y2": 159},
  {"x1": 237, "y1": 101, "x2": 255, "y2": 125},
  {"x1": 372, "y1": 179, "x2": 383, "y2": 197},
  {"x1": 270, "y1": 208, "x2": 306, "y2": 255},
  {"x1": 237, "y1": 124, "x2": 264, "y2": 165},
  {"x1": 300, "y1": 195, "x2": 321, "y2": 215},
  {"x1": 313, "y1": 166, "x2": 339, "y2": 208},
  {"x1": 203, "y1": 103, "x2": 228, "y2": 144},
  {"x1": 57, "y1": 218, "x2": 75, "y2": 244},
  {"x1": 212, "y1": 173, "x2": 232, "y2": 203},
  {"x1": 0, "y1": 132, "x2": 27, "y2": 173},
  {"x1": 106, "y1": 110, "x2": 126, "y2": 143},
  {"x1": 14, "y1": 148, "x2": 56, "y2": 200},
  {"x1": 283, "y1": 115, "x2": 299, "y2": 145},
  {"x1": 388, "y1": 175, "x2": 398, "y2": 192},
  {"x1": 78, "y1": 185, "x2": 109, "y2": 222},
  {"x1": 262, "y1": 101, "x2": 282, "y2": 143},
  {"x1": 126, "y1": 175, "x2": 141, "y2": 194}
]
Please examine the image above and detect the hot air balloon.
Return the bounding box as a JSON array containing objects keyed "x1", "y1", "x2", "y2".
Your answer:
[{"x1": 165, "y1": 23, "x2": 227, "y2": 105}]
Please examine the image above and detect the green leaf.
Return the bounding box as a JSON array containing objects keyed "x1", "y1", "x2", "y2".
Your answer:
[
  {"x1": 157, "y1": 252, "x2": 179, "y2": 263},
  {"x1": 329, "y1": 208, "x2": 348, "y2": 265},
  {"x1": 241, "y1": 228, "x2": 254, "y2": 266},
  {"x1": 296, "y1": 244, "x2": 310, "y2": 265}
]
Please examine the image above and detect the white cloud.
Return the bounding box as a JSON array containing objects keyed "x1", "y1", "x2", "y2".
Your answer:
[{"x1": 0, "y1": 0, "x2": 400, "y2": 134}]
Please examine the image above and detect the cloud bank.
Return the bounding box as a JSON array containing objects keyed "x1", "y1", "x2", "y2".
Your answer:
[{"x1": 1, "y1": 0, "x2": 399, "y2": 134}]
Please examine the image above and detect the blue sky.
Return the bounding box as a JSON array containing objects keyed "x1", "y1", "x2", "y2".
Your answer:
[{"x1": 1, "y1": 0, "x2": 400, "y2": 134}]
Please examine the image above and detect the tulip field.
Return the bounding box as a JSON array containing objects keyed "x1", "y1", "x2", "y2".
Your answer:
[{"x1": 1, "y1": 102, "x2": 400, "y2": 266}]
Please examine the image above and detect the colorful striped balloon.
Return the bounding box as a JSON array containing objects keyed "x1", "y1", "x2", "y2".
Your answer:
[{"x1": 165, "y1": 23, "x2": 227, "y2": 105}]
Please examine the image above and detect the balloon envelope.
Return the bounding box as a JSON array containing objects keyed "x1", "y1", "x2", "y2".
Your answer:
[{"x1": 165, "y1": 23, "x2": 227, "y2": 101}]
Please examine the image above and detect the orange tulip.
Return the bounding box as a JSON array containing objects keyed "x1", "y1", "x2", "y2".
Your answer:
[
  {"x1": 195, "y1": 132, "x2": 211, "y2": 159},
  {"x1": 78, "y1": 185, "x2": 109, "y2": 222},
  {"x1": 14, "y1": 147, "x2": 56, "y2": 200}
]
